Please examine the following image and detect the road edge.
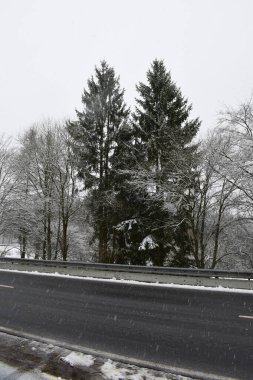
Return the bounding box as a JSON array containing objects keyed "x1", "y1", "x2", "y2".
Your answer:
[{"x1": 0, "y1": 327, "x2": 238, "y2": 380}]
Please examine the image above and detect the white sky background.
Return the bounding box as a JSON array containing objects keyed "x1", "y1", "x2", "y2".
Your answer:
[{"x1": 0, "y1": 0, "x2": 253, "y2": 139}]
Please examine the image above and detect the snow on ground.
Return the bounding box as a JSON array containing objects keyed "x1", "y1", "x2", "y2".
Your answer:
[
  {"x1": 101, "y1": 359, "x2": 189, "y2": 380},
  {"x1": 0, "y1": 362, "x2": 66, "y2": 379},
  {"x1": 61, "y1": 352, "x2": 94, "y2": 367},
  {"x1": 0, "y1": 245, "x2": 20, "y2": 258},
  {"x1": 1, "y1": 268, "x2": 253, "y2": 294},
  {"x1": 0, "y1": 244, "x2": 36, "y2": 259}
]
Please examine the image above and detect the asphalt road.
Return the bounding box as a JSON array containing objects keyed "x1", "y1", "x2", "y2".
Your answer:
[{"x1": 0, "y1": 271, "x2": 252, "y2": 380}]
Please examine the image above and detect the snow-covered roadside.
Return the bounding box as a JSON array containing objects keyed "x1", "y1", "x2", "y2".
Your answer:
[
  {"x1": 61, "y1": 351, "x2": 95, "y2": 367},
  {"x1": 1, "y1": 268, "x2": 253, "y2": 294},
  {"x1": 60, "y1": 351, "x2": 192, "y2": 380},
  {"x1": 0, "y1": 331, "x2": 195, "y2": 380},
  {"x1": 100, "y1": 359, "x2": 191, "y2": 380},
  {"x1": 0, "y1": 362, "x2": 64, "y2": 380}
]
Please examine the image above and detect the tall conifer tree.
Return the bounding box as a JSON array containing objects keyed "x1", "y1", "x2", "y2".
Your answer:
[
  {"x1": 68, "y1": 61, "x2": 129, "y2": 262},
  {"x1": 133, "y1": 59, "x2": 200, "y2": 266}
]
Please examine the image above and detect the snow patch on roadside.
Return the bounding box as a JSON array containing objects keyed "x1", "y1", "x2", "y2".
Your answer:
[
  {"x1": 101, "y1": 359, "x2": 189, "y2": 380},
  {"x1": 61, "y1": 352, "x2": 94, "y2": 367}
]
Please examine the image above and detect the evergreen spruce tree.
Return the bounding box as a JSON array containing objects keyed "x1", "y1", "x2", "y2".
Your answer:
[
  {"x1": 110, "y1": 124, "x2": 150, "y2": 264},
  {"x1": 133, "y1": 59, "x2": 200, "y2": 266},
  {"x1": 68, "y1": 61, "x2": 129, "y2": 262}
]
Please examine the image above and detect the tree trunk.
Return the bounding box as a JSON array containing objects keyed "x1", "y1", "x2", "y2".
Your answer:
[
  {"x1": 98, "y1": 208, "x2": 108, "y2": 262},
  {"x1": 42, "y1": 212, "x2": 47, "y2": 260},
  {"x1": 47, "y1": 206, "x2": 52, "y2": 260},
  {"x1": 211, "y1": 182, "x2": 226, "y2": 269},
  {"x1": 19, "y1": 232, "x2": 27, "y2": 259},
  {"x1": 61, "y1": 222, "x2": 68, "y2": 261},
  {"x1": 211, "y1": 211, "x2": 222, "y2": 269},
  {"x1": 54, "y1": 212, "x2": 61, "y2": 260}
]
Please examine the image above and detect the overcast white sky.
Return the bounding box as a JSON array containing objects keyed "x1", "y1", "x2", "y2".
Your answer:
[{"x1": 0, "y1": 0, "x2": 253, "y2": 139}]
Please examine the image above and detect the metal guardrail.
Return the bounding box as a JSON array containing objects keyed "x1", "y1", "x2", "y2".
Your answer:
[{"x1": 0, "y1": 257, "x2": 252, "y2": 280}]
